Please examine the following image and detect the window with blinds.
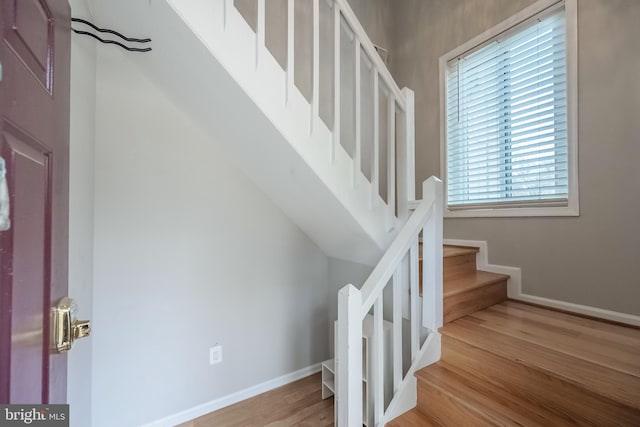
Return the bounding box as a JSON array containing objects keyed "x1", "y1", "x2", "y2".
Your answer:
[{"x1": 444, "y1": 2, "x2": 572, "y2": 211}]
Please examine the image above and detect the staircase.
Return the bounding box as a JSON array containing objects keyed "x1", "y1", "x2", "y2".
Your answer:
[
  {"x1": 87, "y1": 0, "x2": 417, "y2": 266},
  {"x1": 86, "y1": 1, "x2": 439, "y2": 423},
  {"x1": 390, "y1": 247, "x2": 640, "y2": 426}
]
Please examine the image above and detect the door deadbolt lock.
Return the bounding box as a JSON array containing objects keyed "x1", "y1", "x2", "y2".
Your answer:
[{"x1": 52, "y1": 297, "x2": 91, "y2": 353}]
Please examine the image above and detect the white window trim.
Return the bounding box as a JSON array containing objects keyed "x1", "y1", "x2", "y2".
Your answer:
[{"x1": 439, "y1": 0, "x2": 578, "y2": 218}]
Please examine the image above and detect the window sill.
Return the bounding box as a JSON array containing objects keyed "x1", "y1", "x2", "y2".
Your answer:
[{"x1": 445, "y1": 205, "x2": 579, "y2": 218}]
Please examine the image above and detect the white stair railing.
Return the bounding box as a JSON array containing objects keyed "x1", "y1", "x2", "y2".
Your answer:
[
  {"x1": 336, "y1": 177, "x2": 443, "y2": 427},
  {"x1": 330, "y1": 0, "x2": 415, "y2": 226},
  {"x1": 220, "y1": 4, "x2": 434, "y2": 423},
  {"x1": 230, "y1": 0, "x2": 416, "y2": 227}
]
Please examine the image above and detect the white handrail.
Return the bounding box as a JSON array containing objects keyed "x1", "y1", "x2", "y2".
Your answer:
[
  {"x1": 359, "y1": 178, "x2": 440, "y2": 318},
  {"x1": 337, "y1": 177, "x2": 443, "y2": 427},
  {"x1": 232, "y1": 0, "x2": 416, "y2": 224},
  {"x1": 334, "y1": 0, "x2": 407, "y2": 112}
]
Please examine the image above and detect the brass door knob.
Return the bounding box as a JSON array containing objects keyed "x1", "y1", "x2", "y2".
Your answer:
[{"x1": 52, "y1": 297, "x2": 91, "y2": 353}]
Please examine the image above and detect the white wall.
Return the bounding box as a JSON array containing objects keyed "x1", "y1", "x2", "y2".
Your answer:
[
  {"x1": 90, "y1": 46, "x2": 331, "y2": 426},
  {"x1": 68, "y1": 0, "x2": 96, "y2": 426}
]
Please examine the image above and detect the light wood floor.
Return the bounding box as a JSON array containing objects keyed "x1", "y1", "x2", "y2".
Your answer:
[
  {"x1": 177, "y1": 373, "x2": 333, "y2": 427},
  {"x1": 390, "y1": 300, "x2": 640, "y2": 426},
  {"x1": 180, "y1": 301, "x2": 640, "y2": 427}
]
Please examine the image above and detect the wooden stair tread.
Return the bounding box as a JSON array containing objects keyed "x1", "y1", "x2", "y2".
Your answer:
[
  {"x1": 443, "y1": 245, "x2": 479, "y2": 258},
  {"x1": 496, "y1": 300, "x2": 640, "y2": 342},
  {"x1": 440, "y1": 303, "x2": 640, "y2": 409},
  {"x1": 416, "y1": 362, "x2": 579, "y2": 426},
  {"x1": 418, "y1": 244, "x2": 479, "y2": 261},
  {"x1": 387, "y1": 408, "x2": 439, "y2": 426},
  {"x1": 444, "y1": 270, "x2": 509, "y2": 297},
  {"x1": 470, "y1": 303, "x2": 640, "y2": 377},
  {"x1": 441, "y1": 334, "x2": 640, "y2": 426}
]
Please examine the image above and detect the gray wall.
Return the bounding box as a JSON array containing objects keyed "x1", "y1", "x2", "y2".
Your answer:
[
  {"x1": 234, "y1": 0, "x2": 394, "y2": 125},
  {"x1": 390, "y1": 0, "x2": 640, "y2": 315},
  {"x1": 348, "y1": 0, "x2": 395, "y2": 55},
  {"x1": 234, "y1": 0, "x2": 396, "y2": 203},
  {"x1": 90, "y1": 46, "x2": 331, "y2": 426},
  {"x1": 327, "y1": 257, "x2": 374, "y2": 355}
]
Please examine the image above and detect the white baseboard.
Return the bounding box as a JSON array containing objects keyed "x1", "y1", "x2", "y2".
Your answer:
[
  {"x1": 141, "y1": 363, "x2": 322, "y2": 427},
  {"x1": 444, "y1": 239, "x2": 523, "y2": 298},
  {"x1": 511, "y1": 293, "x2": 640, "y2": 327},
  {"x1": 444, "y1": 239, "x2": 640, "y2": 327}
]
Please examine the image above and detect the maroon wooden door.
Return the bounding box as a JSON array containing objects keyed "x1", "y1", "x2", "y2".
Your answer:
[{"x1": 0, "y1": 0, "x2": 70, "y2": 404}]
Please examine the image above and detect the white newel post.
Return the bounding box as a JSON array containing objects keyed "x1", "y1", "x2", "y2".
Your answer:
[
  {"x1": 337, "y1": 284, "x2": 363, "y2": 427},
  {"x1": 422, "y1": 177, "x2": 444, "y2": 331}
]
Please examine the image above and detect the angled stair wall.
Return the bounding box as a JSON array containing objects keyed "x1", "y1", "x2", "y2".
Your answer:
[
  {"x1": 162, "y1": 0, "x2": 416, "y2": 265},
  {"x1": 86, "y1": 0, "x2": 416, "y2": 265}
]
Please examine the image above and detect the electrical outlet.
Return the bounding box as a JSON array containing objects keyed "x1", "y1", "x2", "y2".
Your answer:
[{"x1": 210, "y1": 344, "x2": 222, "y2": 365}]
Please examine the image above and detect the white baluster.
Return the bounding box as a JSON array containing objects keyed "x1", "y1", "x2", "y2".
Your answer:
[
  {"x1": 354, "y1": 41, "x2": 361, "y2": 186},
  {"x1": 373, "y1": 296, "x2": 384, "y2": 425},
  {"x1": 224, "y1": 0, "x2": 233, "y2": 30},
  {"x1": 410, "y1": 236, "x2": 420, "y2": 358},
  {"x1": 286, "y1": 0, "x2": 294, "y2": 106},
  {"x1": 311, "y1": 0, "x2": 320, "y2": 133},
  {"x1": 256, "y1": 0, "x2": 265, "y2": 70},
  {"x1": 392, "y1": 268, "x2": 402, "y2": 393},
  {"x1": 387, "y1": 97, "x2": 396, "y2": 230},
  {"x1": 332, "y1": 3, "x2": 341, "y2": 163},
  {"x1": 403, "y1": 88, "x2": 416, "y2": 203},
  {"x1": 372, "y1": 71, "x2": 379, "y2": 208},
  {"x1": 396, "y1": 88, "x2": 415, "y2": 223},
  {"x1": 334, "y1": 0, "x2": 407, "y2": 113}
]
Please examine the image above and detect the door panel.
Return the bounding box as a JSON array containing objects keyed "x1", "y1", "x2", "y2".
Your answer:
[
  {"x1": 3, "y1": 0, "x2": 54, "y2": 90},
  {"x1": 2, "y1": 124, "x2": 50, "y2": 404},
  {"x1": 0, "y1": 0, "x2": 70, "y2": 404}
]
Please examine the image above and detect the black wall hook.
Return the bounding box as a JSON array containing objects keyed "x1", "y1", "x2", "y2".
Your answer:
[{"x1": 72, "y1": 18, "x2": 152, "y2": 53}]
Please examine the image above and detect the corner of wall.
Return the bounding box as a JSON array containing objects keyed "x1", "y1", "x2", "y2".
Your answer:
[
  {"x1": 68, "y1": 0, "x2": 97, "y2": 426},
  {"x1": 443, "y1": 238, "x2": 640, "y2": 327}
]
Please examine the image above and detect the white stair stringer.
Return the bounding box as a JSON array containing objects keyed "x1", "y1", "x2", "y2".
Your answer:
[
  {"x1": 88, "y1": 0, "x2": 400, "y2": 265},
  {"x1": 380, "y1": 332, "x2": 441, "y2": 425}
]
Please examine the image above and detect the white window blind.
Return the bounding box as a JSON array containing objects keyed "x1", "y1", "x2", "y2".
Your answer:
[{"x1": 446, "y1": 6, "x2": 568, "y2": 209}]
